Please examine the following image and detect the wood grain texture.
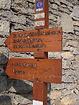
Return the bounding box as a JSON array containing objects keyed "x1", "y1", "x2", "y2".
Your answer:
[{"x1": 6, "y1": 58, "x2": 62, "y2": 83}]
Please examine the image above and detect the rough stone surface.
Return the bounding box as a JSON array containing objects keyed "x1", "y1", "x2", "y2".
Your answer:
[
  {"x1": 71, "y1": 6, "x2": 79, "y2": 20},
  {"x1": 0, "y1": 95, "x2": 12, "y2": 105},
  {"x1": 0, "y1": 0, "x2": 79, "y2": 105},
  {"x1": 0, "y1": 47, "x2": 9, "y2": 57},
  {"x1": 0, "y1": 20, "x2": 10, "y2": 36},
  {"x1": 61, "y1": 13, "x2": 74, "y2": 32},
  {"x1": 0, "y1": 55, "x2": 8, "y2": 64},
  {"x1": 0, "y1": 75, "x2": 7, "y2": 93},
  {"x1": 11, "y1": 13, "x2": 26, "y2": 25},
  {"x1": 0, "y1": 0, "x2": 11, "y2": 10}
]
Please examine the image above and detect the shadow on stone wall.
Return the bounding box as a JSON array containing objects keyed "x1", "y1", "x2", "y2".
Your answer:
[
  {"x1": 0, "y1": 54, "x2": 32, "y2": 103},
  {"x1": 0, "y1": 95, "x2": 12, "y2": 105},
  {"x1": 0, "y1": 54, "x2": 8, "y2": 93},
  {"x1": 12, "y1": 80, "x2": 32, "y2": 100}
]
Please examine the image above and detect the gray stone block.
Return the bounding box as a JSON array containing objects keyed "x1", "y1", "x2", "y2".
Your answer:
[
  {"x1": 62, "y1": 69, "x2": 78, "y2": 82},
  {"x1": 61, "y1": 13, "x2": 74, "y2": 33},
  {"x1": 50, "y1": 3, "x2": 58, "y2": 10},
  {"x1": 12, "y1": 80, "x2": 32, "y2": 94},
  {"x1": 60, "y1": 0, "x2": 69, "y2": 5},
  {"x1": 62, "y1": 59, "x2": 71, "y2": 69},
  {"x1": 0, "y1": 54, "x2": 8, "y2": 64},
  {"x1": 10, "y1": 23, "x2": 28, "y2": 31},
  {"x1": 11, "y1": 0, "x2": 34, "y2": 14},
  {"x1": 0, "y1": 0, "x2": 11, "y2": 10},
  {"x1": 0, "y1": 47, "x2": 9, "y2": 57},
  {"x1": 0, "y1": 10, "x2": 11, "y2": 21},
  {"x1": 11, "y1": 13, "x2": 26, "y2": 25},
  {"x1": 8, "y1": 93, "x2": 32, "y2": 105},
  {"x1": 70, "y1": 6, "x2": 79, "y2": 20},
  {"x1": 0, "y1": 76, "x2": 7, "y2": 93},
  {"x1": 58, "y1": 6, "x2": 70, "y2": 14},
  {"x1": 0, "y1": 96, "x2": 12, "y2": 105},
  {"x1": 0, "y1": 38, "x2": 6, "y2": 46},
  {"x1": 54, "y1": 0, "x2": 60, "y2": 6},
  {"x1": 0, "y1": 20, "x2": 10, "y2": 36}
]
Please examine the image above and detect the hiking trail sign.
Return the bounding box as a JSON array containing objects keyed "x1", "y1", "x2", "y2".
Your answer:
[
  {"x1": 5, "y1": 27, "x2": 62, "y2": 105},
  {"x1": 5, "y1": 0, "x2": 62, "y2": 105},
  {"x1": 6, "y1": 58, "x2": 62, "y2": 83},
  {"x1": 5, "y1": 28, "x2": 62, "y2": 52}
]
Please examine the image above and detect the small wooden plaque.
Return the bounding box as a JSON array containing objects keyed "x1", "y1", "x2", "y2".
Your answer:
[{"x1": 6, "y1": 58, "x2": 62, "y2": 83}]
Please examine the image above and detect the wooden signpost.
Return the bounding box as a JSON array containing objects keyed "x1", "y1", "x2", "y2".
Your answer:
[{"x1": 5, "y1": 0, "x2": 62, "y2": 105}]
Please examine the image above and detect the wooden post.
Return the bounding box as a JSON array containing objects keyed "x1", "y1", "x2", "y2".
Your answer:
[
  {"x1": 33, "y1": 0, "x2": 49, "y2": 104},
  {"x1": 33, "y1": 80, "x2": 48, "y2": 105}
]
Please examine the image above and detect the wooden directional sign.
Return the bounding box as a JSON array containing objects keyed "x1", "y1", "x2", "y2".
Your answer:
[
  {"x1": 6, "y1": 58, "x2": 62, "y2": 83},
  {"x1": 5, "y1": 28, "x2": 62, "y2": 52}
]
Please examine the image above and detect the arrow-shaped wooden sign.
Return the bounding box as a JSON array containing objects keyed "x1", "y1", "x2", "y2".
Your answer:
[
  {"x1": 6, "y1": 58, "x2": 62, "y2": 83},
  {"x1": 5, "y1": 28, "x2": 62, "y2": 52}
]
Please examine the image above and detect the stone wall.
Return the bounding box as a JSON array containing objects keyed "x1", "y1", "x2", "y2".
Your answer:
[{"x1": 0, "y1": 0, "x2": 79, "y2": 105}]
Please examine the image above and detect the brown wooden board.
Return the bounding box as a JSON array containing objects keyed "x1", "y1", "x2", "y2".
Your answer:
[
  {"x1": 6, "y1": 58, "x2": 62, "y2": 83},
  {"x1": 5, "y1": 28, "x2": 62, "y2": 52}
]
